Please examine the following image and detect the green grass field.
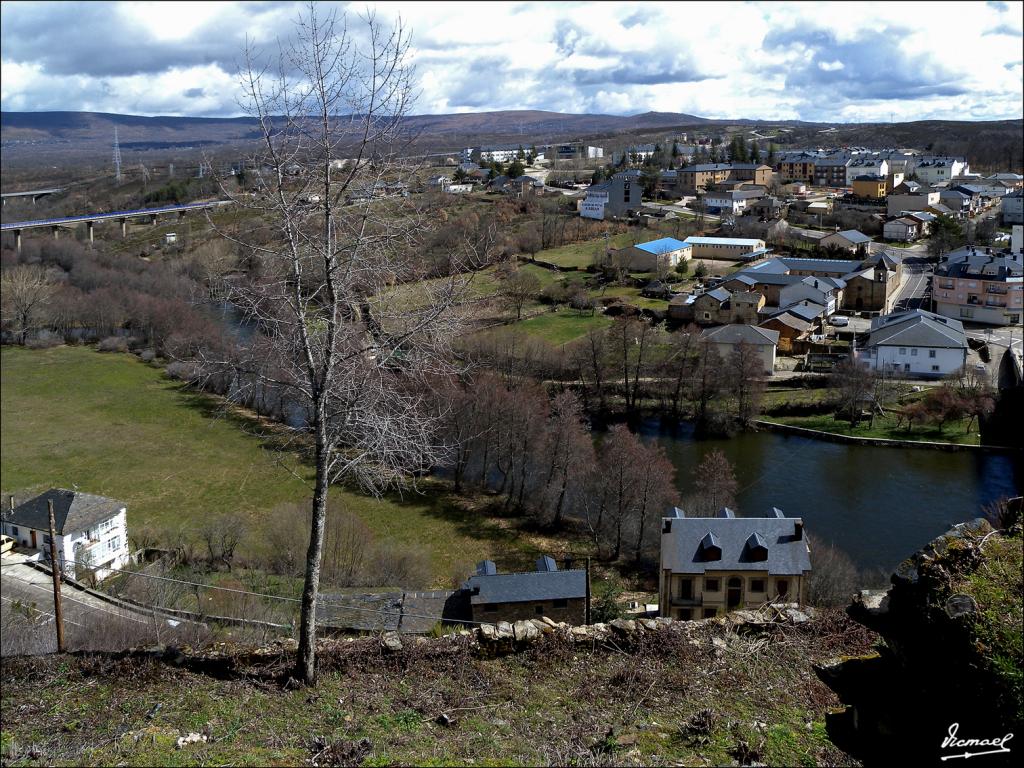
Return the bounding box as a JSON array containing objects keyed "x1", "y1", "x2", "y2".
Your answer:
[
  {"x1": 514, "y1": 311, "x2": 613, "y2": 345},
  {"x1": 762, "y1": 411, "x2": 982, "y2": 445},
  {"x1": 535, "y1": 232, "x2": 635, "y2": 269},
  {"x1": 0, "y1": 346, "x2": 522, "y2": 586}
]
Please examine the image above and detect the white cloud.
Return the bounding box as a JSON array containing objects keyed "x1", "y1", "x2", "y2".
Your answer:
[{"x1": 0, "y1": 0, "x2": 1021, "y2": 120}]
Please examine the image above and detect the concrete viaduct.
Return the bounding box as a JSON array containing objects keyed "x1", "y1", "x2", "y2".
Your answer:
[
  {"x1": 1, "y1": 200, "x2": 233, "y2": 252},
  {"x1": 1, "y1": 187, "x2": 65, "y2": 205}
]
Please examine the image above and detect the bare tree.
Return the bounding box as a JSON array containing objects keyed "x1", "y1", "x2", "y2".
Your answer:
[
  {"x1": 199, "y1": 513, "x2": 247, "y2": 571},
  {"x1": 500, "y1": 268, "x2": 541, "y2": 321},
  {"x1": 206, "y1": 5, "x2": 467, "y2": 684},
  {"x1": 806, "y1": 534, "x2": 862, "y2": 608},
  {"x1": 830, "y1": 358, "x2": 877, "y2": 427},
  {"x1": 685, "y1": 449, "x2": 738, "y2": 517},
  {"x1": 0, "y1": 265, "x2": 58, "y2": 345},
  {"x1": 723, "y1": 340, "x2": 766, "y2": 424}
]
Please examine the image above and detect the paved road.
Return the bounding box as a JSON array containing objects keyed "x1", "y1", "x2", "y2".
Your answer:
[
  {"x1": 1, "y1": 558, "x2": 186, "y2": 654},
  {"x1": 892, "y1": 256, "x2": 933, "y2": 312}
]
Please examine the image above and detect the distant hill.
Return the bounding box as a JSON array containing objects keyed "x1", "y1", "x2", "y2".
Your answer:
[{"x1": 1, "y1": 110, "x2": 1020, "y2": 172}]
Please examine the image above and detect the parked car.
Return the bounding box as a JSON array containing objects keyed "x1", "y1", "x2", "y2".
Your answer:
[{"x1": 830, "y1": 316, "x2": 850, "y2": 327}]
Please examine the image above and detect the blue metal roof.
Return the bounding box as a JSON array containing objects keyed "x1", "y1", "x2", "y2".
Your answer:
[{"x1": 634, "y1": 237, "x2": 690, "y2": 255}]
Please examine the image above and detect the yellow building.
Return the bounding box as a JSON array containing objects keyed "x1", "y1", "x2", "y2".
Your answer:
[
  {"x1": 659, "y1": 507, "x2": 811, "y2": 620},
  {"x1": 852, "y1": 174, "x2": 888, "y2": 199}
]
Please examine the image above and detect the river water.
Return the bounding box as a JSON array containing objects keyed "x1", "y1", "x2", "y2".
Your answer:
[{"x1": 635, "y1": 418, "x2": 1023, "y2": 573}]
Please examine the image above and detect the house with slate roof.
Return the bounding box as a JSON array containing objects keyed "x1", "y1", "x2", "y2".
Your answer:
[
  {"x1": 462, "y1": 556, "x2": 587, "y2": 624},
  {"x1": 659, "y1": 507, "x2": 811, "y2": 620},
  {"x1": 820, "y1": 229, "x2": 874, "y2": 255},
  {"x1": 2, "y1": 489, "x2": 129, "y2": 581},
  {"x1": 933, "y1": 247, "x2": 1024, "y2": 327},
  {"x1": 700, "y1": 324, "x2": 779, "y2": 375},
  {"x1": 855, "y1": 309, "x2": 968, "y2": 377}
]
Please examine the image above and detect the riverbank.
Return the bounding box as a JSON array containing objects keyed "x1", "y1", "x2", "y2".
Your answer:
[{"x1": 753, "y1": 418, "x2": 1019, "y2": 452}]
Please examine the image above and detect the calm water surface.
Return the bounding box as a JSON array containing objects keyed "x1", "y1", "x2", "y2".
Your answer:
[{"x1": 635, "y1": 418, "x2": 1023, "y2": 572}]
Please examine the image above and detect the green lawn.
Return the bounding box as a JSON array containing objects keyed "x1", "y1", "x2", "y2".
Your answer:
[
  {"x1": 762, "y1": 411, "x2": 982, "y2": 445},
  {"x1": 535, "y1": 232, "x2": 635, "y2": 269},
  {"x1": 0, "y1": 345, "x2": 520, "y2": 586},
  {"x1": 514, "y1": 311, "x2": 614, "y2": 345}
]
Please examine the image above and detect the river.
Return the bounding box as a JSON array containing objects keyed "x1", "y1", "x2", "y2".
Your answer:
[{"x1": 635, "y1": 418, "x2": 1023, "y2": 573}]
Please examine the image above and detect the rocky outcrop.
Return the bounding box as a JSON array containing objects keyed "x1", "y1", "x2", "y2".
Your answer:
[{"x1": 818, "y1": 518, "x2": 1021, "y2": 766}]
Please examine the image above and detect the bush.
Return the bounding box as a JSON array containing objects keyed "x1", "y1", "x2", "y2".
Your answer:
[
  {"x1": 369, "y1": 544, "x2": 431, "y2": 589},
  {"x1": 674, "y1": 261, "x2": 690, "y2": 275},
  {"x1": 165, "y1": 361, "x2": 199, "y2": 382},
  {"x1": 539, "y1": 282, "x2": 569, "y2": 305},
  {"x1": 97, "y1": 336, "x2": 129, "y2": 353},
  {"x1": 24, "y1": 330, "x2": 61, "y2": 350},
  {"x1": 138, "y1": 349, "x2": 157, "y2": 363}
]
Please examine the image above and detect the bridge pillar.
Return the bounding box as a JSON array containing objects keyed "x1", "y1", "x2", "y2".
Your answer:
[
  {"x1": 120, "y1": 218, "x2": 127, "y2": 238},
  {"x1": 52, "y1": 226, "x2": 60, "y2": 240},
  {"x1": 86, "y1": 221, "x2": 94, "y2": 243},
  {"x1": 150, "y1": 214, "x2": 158, "y2": 226},
  {"x1": 14, "y1": 229, "x2": 21, "y2": 253}
]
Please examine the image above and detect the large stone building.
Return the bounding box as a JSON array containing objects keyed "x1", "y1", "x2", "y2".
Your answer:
[
  {"x1": 659, "y1": 507, "x2": 811, "y2": 620},
  {"x1": 676, "y1": 163, "x2": 771, "y2": 194},
  {"x1": 933, "y1": 247, "x2": 1024, "y2": 327}
]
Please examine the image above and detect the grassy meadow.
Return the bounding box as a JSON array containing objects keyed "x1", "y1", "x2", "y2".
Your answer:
[{"x1": 0, "y1": 345, "x2": 538, "y2": 586}]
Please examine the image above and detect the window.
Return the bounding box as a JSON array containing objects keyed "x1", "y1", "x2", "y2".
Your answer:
[
  {"x1": 535, "y1": 605, "x2": 545, "y2": 615},
  {"x1": 899, "y1": 347, "x2": 906, "y2": 355},
  {"x1": 108, "y1": 537, "x2": 121, "y2": 553},
  {"x1": 679, "y1": 578, "x2": 694, "y2": 600},
  {"x1": 704, "y1": 578, "x2": 720, "y2": 592},
  {"x1": 678, "y1": 608, "x2": 692, "y2": 621},
  {"x1": 911, "y1": 348, "x2": 918, "y2": 356},
  {"x1": 932, "y1": 365, "x2": 940, "y2": 372},
  {"x1": 960, "y1": 308, "x2": 974, "y2": 319},
  {"x1": 11, "y1": 526, "x2": 17, "y2": 536},
  {"x1": 43, "y1": 534, "x2": 52, "y2": 546},
  {"x1": 553, "y1": 599, "x2": 568, "y2": 609},
  {"x1": 750, "y1": 579, "x2": 766, "y2": 593},
  {"x1": 703, "y1": 608, "x2": 717, "y2": 619},
  {"x1": 929, "y1": 350, "x2": 936, "y2": 358},
  {"x1": 483, "y1": 604, "x2": 498, "y2": 614},
  {"x1": 776, "y1": 579, "x2": 790, "y2": 597}
]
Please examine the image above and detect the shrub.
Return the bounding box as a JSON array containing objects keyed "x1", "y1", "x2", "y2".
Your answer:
[
  {"x1": 540, "y1": 282, "x2": 569, "y2": 305},
  {"x1": 97, "y1": 336, "x2": 129, "y2": 353},
  {"x1": 24, "y1": 330, "x2": 61, "y2": 350},
  {"x1": 139, "y1": 349, "x2": 157, "y2": 363},
  {"x1": 165, "y1": 361, "x2": 199, "y2": 382}
]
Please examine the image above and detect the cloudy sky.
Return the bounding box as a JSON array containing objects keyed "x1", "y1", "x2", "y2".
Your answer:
[{"x1": 2, "y1": 1, "x2": 1022, "y2": 122}]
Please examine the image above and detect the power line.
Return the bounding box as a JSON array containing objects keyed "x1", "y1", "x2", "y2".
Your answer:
[{"x1": 2, "y1": 559, "x2": 491, "y2": 628}]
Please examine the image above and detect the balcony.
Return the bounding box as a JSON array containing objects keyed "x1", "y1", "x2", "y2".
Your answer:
[
  {"x1": 986, "y1": 286, "x2": 1008, "y2": 295},
  {"x1": 670, "y1": 595, "x2": 703, "y2": 607},
  {"x1": 985, "y1": 299, "x2": 1007, "y2": 308}
]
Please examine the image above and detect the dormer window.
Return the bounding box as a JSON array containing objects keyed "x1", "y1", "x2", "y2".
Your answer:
[
  {"x1": 699, "y1": 532, "x2": 722, "y2": 561},
  {"x1": 745, "y1": 532, "x2": 769, "y2": 562}
]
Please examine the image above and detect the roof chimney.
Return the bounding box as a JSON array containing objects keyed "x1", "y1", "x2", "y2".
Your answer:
[{"x1": 794, "y1": 520, "x2": 804, "y2": 540}]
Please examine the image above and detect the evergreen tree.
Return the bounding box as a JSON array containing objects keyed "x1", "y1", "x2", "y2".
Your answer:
[
  {"x1": 507, "y1": 159, "x2": 525, "y2": 179},
  {"x1": 750, "y1": 141, "x2": 761, "y2": 163},
  {"x1": 517, "y1": 144, "x2": 525, "y2": 160},
  {"x1": 768, "y1": 143, "x2": 778, "y2": 164}
]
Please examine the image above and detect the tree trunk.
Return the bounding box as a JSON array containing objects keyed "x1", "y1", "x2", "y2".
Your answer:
[{"x1": 295, "y1": 421, "x2": 330, "y2": 685}]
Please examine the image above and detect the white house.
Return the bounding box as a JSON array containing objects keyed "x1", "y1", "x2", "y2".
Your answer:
[
  {"x1": 845, "y1": 157, "x2": 889, "y2": 186},
  {"x1": 701, "y1": 324, "x2": 779, "y2": 376},
  {"x1": 702, "y1": 189, "x2": 764, "y2": 215},
  {"x1": 2, "y1": 489, "x2": 130, "y2": 581},
  {"x1": 912, "y1": 157, "x2": 969, "y2": 185},
  {"x1": 883, "y1": 217, "x2": 922, "y2": 242},
  {"x1": 855, "y1": 310, "x2": 968, "y2": 378}
]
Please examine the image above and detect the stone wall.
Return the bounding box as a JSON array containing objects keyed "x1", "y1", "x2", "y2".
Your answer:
[{"x1": 472, "y1": 598, "x2": 585, "y2": 626}]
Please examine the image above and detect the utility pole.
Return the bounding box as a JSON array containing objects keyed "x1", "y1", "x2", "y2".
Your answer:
[
  {"x1": 584, "y1": 557, "x2": 591, "y2": 625},
  {"x1": 47, "y1": 500, "x2": 66, "y2": 653}
]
